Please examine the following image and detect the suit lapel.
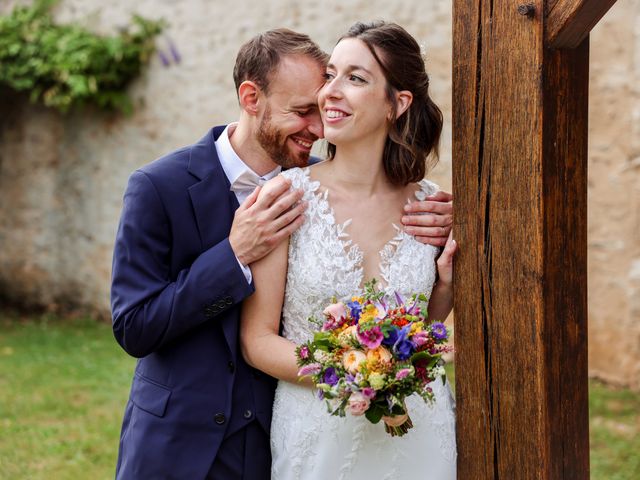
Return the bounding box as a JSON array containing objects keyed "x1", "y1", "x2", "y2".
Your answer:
[{"x1": 187, "y1": 126, "x2": 242, "y2": 354}]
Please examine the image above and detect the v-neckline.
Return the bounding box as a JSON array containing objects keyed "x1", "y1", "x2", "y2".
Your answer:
[{"x1": 302, "y1": 167, "x2": 423, "y2": 291}]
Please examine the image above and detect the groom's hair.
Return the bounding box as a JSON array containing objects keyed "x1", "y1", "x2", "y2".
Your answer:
[{"x1": 233, "y1": 29, "x2": 328, "y2": 95}]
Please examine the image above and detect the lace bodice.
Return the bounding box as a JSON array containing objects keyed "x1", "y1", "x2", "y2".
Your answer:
[
  {"x1": 280, "y1": 167, "x2": 440, "y2": 344},
  {"x1": 270, "y1": 167, "x2": 456, "y2": 480}
]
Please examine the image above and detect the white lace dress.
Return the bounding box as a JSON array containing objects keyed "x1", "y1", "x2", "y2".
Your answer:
[{"x1": 271, "y1": 167, "x2": 457, "y2": 480}]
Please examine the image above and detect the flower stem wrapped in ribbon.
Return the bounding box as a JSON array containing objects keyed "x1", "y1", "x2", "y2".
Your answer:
[{"x1": 295, "y1": 279, "x2": 452, "y2": 437}]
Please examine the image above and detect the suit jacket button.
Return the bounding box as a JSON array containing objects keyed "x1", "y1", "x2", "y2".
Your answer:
[
  {"x1": 214, "y1": 413, "x2": 226, "y2": 425},
  {"x1": 228, "y1": 361, "x2": 235, "y2": 373},
  {"x1": 243, "y1": 409, "x2": 253, "y2": 419}
]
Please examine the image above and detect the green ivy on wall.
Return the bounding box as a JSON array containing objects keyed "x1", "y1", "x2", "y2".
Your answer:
[{"x1": 0, "y1": 0, "x2": 164, "y2": 114}]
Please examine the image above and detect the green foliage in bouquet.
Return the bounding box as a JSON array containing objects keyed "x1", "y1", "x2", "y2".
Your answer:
[{"x1": 0, "y1": 0, "x2": 164, "y2": 114}]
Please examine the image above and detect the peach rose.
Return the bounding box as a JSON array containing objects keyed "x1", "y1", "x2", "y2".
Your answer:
[
  {"x1": 342, "y1": 349, "x2": 367, "y2": 374},
  {"x1": 337, "y1": 325, "x2": 358, "y2": 346},
  {"x1": 366, "y1": 346, "x2": 393, "y2": 365}
]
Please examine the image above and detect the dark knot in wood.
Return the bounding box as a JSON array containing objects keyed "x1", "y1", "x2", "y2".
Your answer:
[{"x1": 517, "y1": 3, "x2": 535, "y2": 18}]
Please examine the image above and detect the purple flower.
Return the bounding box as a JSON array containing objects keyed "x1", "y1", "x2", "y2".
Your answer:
[
  {"x1": 411, "y1": 331, "x2": 430, "y2": 348},
  {"x1": 297, "y1": 363, "x2": 321, "y2": 377},
  {"x1": 382, "y1": 327, "x2": 400, "y2": 347},
  {"x1": 347, "y1": 300, "x2": 362, "y2": 321},
  {"x1": 430, "y1": 322, "x2": 448, "y2": 341},
  {"x1": 166, "y1": 36, "x2": 182, "y2": 63},
  {"x1": 323, "y1": 367, "x2": 339, "y2": 386},
  {"x1": 356, "y1": 325, "x2": 384, "y2": 349},
  {"x1": 394, "y1": 291, "x2": 406, "y2": 307},
  {"x1": 390, "y1": 325, "x2": 415, "y2": 360},
  {"x1": 374, "y1": 300, "x2": 388, "y2": 319},
  {"x1": 406, "y1": 298, "x2": 421, "y2": 315},
  {"x1": 360, "y1": 387, "x2": 376, "y2": 399},
  {"x1": 395, "y1": 368, "x2": 412, "y2": 380},
  {"x1": 157, "y1": 50, "x2": 170, "y2": 67}
]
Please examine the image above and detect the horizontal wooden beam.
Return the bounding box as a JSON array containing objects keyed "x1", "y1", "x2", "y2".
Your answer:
[{"x1": 546, "y1": 0, "x2": 617, "y2": 49}]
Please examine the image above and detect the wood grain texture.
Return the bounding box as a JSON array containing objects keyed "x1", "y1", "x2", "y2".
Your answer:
[
  {"x1": 452, "y1": 1, "x2": 589, "y2": 478},
  {"x1": 546, "y1": 0, "x2": 617, "y2": 48}
]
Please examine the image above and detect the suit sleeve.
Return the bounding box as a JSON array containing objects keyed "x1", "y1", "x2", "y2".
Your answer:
[{"x1": 110, "y1": 170, "x2": 254, "y2": 358}]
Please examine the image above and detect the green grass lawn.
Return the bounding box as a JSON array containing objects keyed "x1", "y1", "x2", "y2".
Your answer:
[
  {"x1": 1, "y1": 313, "x2": 638, "y2": 479},
  {"x1": 0, "y1": 314, "x2": 134, "y2": 479}
]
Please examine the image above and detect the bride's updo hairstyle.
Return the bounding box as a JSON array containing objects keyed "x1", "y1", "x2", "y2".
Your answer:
[{"x1": 326, "y1": 21, "x2": 443, "y2": 186}]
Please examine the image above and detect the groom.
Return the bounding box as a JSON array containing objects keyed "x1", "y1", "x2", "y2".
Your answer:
[{"x1": 111, "y1": 29, "x2": 453, "y2": 479}]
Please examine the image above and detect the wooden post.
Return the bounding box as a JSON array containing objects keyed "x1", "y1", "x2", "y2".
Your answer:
[{"x1": 452, "y1": 1, "x2": 616, "y2": 478}]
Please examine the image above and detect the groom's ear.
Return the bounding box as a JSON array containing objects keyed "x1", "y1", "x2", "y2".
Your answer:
[
  {"x1": 393, "y1": 90, "x2": 413, "y2": 119},
  {"x1": 238, "y1": 81, "x2": 261, "y2": 115}
]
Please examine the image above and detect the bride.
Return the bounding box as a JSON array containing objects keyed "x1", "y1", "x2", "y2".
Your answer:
[{"x1": 241, "y1": 21, "x2": 457, "y2": 479}]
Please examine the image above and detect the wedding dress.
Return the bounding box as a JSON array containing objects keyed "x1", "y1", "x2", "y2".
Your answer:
[{"x1": 270, "y1": 167, "x2": 457, "y2": 480}]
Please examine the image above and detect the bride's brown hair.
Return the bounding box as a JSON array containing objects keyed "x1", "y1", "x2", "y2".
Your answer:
[{"x1": 326, "y1": 21, "x2": 443, "y2": 186}]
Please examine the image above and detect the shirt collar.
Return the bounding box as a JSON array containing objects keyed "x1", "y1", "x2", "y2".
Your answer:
[{"x1": 215, "y1": 123, "x2": 281, "y2": 185}]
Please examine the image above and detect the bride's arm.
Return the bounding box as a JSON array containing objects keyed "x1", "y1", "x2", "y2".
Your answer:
[
  {"x1": 427, "y1": 232, "x2": 457, "y2": 321},
  {"x1": 240, "y1": 238, "x2": 310, "y2": 385}
]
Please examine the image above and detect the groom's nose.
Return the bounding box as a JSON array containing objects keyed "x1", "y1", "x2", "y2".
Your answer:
[{"x1": 307, "y1": 110, "x2": 324, "y2": 139}]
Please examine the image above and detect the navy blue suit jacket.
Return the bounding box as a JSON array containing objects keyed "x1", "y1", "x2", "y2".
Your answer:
[{"x1": 111, "y1": 126, "x2": 276, "y2": 478}]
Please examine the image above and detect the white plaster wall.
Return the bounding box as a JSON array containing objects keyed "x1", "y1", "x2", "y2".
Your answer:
[{"x1": 0, "y1": 0, "x2": 637, "y2": 387}]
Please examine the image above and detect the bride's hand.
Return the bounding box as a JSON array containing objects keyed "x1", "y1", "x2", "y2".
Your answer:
[{"x1": 436, "y1": 231, "x2": 457, "y2": 287}]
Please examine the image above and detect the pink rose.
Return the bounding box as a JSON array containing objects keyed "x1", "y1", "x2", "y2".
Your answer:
[
  {"x1": 347, "y1": 392, "x2": 371, "y2": 416},
  {"x1": 323, "y1": 302, "x2": 347, "y2": 322}
]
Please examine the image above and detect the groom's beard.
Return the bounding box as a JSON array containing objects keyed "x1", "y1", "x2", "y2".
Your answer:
[{"x1": 257, "y1": 107, "x2": 314, "y2": 169}]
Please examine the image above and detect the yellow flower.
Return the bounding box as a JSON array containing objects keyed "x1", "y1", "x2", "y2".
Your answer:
[
  {"x1": 358, "y1": 304, "x2": 380, "y2": 324},
  {"x1": 410, "y1": 322, "x2": 423, "y2": 335}
]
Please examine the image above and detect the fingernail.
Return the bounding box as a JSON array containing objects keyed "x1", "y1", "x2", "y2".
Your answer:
[
  {"x1": 401, "y1": 216, "x2": 409, "y2": 223},
  {"x1": 403, "y1": 205, "x2": 410, "y2": 212}
]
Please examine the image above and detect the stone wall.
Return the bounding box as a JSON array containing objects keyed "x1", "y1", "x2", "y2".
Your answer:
[{"x1": 0, "y1": 0, "x2": 638, "y2": 388}]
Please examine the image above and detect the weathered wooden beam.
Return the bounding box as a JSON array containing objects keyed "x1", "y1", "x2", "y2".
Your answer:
[
  {"x1": 546, "y1": 0, "x2": 617, "y2": 49},
  {"x1": 452, "y1": 1, "x2": 589, "y2": 478}
]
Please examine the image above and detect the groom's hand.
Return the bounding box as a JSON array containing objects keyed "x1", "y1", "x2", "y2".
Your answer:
[
  {"x1": 401, "y1": 190, "x2": 453, "y2": 246},
  {"x1": 230, "y1": 176, "x2": 306, "y2": 266}
]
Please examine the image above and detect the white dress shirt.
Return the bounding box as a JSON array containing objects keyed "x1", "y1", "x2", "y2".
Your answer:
[{"x1": 215, "y1": 123, "x2": 281, "y2": 284}]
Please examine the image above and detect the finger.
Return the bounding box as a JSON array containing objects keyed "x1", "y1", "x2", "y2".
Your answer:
[
  {"x1": 404, "y1": 225, "x2": 451, "y2": 238},
  {"x1": 266, "y1": 188, "x2": 304, "y2": 220},
  {"x1": 271, "y1": 201, "x2": 307, "y2": 232},
  {"x1": 438, "y1": 233, "x2": 457, "y2": 263},
  {"x1": 403, "y1": 200, "x2": 452, "y2": 215},
  {"x1": 255, "y1": 176, "x2": 292, "y2": 208},
  {"x1": 414, "y1": 235, "x2": 448, "y2": 247},
  {"x1": 238, "y1": 185, "x2": 261, "y2": 212},
  {"x1": 273, "y1": 213, "x2": 306, "y2": 241},
  {"x1": 401, "y1": 213, "x2": 452, "y2": 228},
  {"x1": 426, "y1": 190, "x2": 453, "y2": 202}
]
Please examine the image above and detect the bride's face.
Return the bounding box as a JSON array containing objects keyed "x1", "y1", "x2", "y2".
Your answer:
[{"x1": 318, "y1": 38, "x2": 393, "y2": 147}]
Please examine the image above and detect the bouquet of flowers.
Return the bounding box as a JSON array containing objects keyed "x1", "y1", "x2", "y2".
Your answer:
[{"x1": 295, "y1": 280, "x2": 452, "y2": 437}]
